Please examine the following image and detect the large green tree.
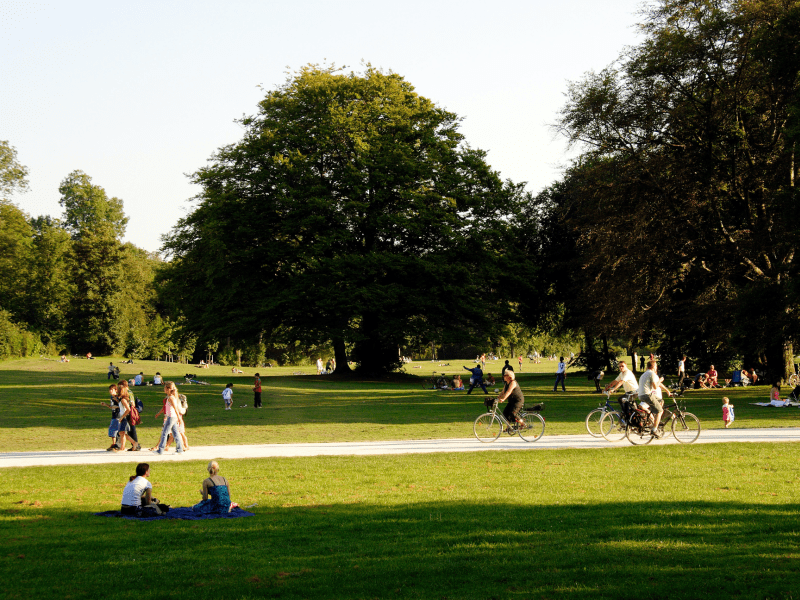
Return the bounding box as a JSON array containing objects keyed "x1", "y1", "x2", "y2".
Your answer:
[
  {"x1": 162, "y1": 65, "x2": 528, "y2": 373},
  {"x1": 58, "y1": 170, "x2": 128, "y2": 353},
  {"x1": 552, "y1": 0, "x2": 800, "y2": 380}
]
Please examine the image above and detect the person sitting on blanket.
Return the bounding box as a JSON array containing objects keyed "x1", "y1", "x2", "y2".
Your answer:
[
  {"x1": 193, "y1": 461, "x2": 235, "y2": 514},
  {"x1": 121, "y1": 463, "x2": 165, "y2": 516}
]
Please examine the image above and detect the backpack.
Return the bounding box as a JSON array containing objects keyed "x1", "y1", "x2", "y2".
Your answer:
[
  {"x1": 128, "y1": 394, "x2": 142, "y2": 426},
  {"x1": 178, "y1": 394, "x2": 188, "y2": 415}
]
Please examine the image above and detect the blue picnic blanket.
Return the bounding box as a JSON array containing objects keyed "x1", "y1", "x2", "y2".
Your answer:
[{"x1": 94, "y1": 507, "x2": 255, "y2": 520}]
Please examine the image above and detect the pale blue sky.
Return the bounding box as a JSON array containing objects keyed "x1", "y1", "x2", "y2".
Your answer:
[{"x1": 1, "y1": 0, "x2": 646, "y2": 253}]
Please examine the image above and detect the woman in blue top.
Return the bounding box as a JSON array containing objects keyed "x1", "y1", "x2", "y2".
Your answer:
[{"x1": 192, "y1": 461, "x2": 233, "y2": 514}]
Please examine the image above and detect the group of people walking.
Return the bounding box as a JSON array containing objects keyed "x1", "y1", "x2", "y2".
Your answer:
[{"x1": 101, "y1": 380, "x2": 188, "y2": 453}]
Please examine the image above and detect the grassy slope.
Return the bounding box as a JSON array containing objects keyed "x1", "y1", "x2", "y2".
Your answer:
[{"x1": 0, "y1": 356, "x2": 796, "y2": 452}]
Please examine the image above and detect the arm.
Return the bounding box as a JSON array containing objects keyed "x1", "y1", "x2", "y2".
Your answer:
[
  {"x1": 142, "y1": 487, "x2": 153, "y2": 505},
  {"x1": 154, "y1": 405, "x2": 165, "y2": 419},
  {"x1": 118, "y1": 398, "x2": 130, "y2": 421},
  {"x1": 497, "y1": 381, "x2": 516, "y2": 403},
  {"x1": 201, "y1": 477, "x2": 210, "y2": 500}
]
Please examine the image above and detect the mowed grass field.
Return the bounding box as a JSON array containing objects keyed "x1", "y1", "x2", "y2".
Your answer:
[
  {"x1": 0, "y1": 356, "x2": 797, "y2": 452},
  {"x1": 1, "y1": 357, "x2": 799, "y2": 599}
]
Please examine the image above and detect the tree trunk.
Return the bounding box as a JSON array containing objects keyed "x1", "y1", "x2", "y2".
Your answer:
[
  {"x1": 766, "y1": 339, "x2": 794, "y2": 385},
  {"x1": 332, "y1": 337, "x2": 351, "y2": 375},
  {"x1": 601, "y1": 334, "x2": 611, "y2": 370}
]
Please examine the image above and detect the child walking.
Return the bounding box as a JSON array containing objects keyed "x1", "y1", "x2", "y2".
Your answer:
[
  {"x1": 222, "y1": 383, "x2": 233, "y2": 410},
  {"x1": 722, "y1": 397, "x2": 734, "y2": 428}
]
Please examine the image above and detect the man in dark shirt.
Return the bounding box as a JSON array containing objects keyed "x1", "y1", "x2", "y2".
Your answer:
[{"x1": 463, "y1": 365, "x2": 488, "y2": 395}]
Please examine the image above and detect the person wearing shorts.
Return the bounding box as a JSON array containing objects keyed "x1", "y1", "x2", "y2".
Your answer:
[{"x1": 637, "y1": 360, "x2": 672, "y2": 437}]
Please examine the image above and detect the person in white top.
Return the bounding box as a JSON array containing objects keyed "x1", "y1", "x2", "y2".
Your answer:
[
  {"x1": 120, "y1": 463, "x2": 161, "y2": 516},
  {"x1": 677, "y1": 356, "x2": 686, "y2": 380},
  {"x1": 553, "y1": 357, "x2": 567, "y2": 391},
  {"x1": 637, "y1": 360, "x2": 672, "y2": 438},
  {"x1": 604, "y1": 361, "x2": 638, "y2": 397}
]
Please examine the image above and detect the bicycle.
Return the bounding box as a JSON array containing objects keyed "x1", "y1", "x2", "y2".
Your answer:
[
  {"x1": 585, "y1": 390, "x2": 625, "y2": 437},
  {"x1": 602, "y1": 390, "x2": 701, "y2": 445},
  {"x1": 597, "y1": 391, "x2": 636, "y2": 442},
  {"x1": 788, "y1": 364, "x2": 799, "y2": 388},
  {"x1": 473, "y1": 398, "x2": 545, "y2": 443}
]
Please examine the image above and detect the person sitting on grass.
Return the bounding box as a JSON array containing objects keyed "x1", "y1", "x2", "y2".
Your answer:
[
  {"x1": 693, "y1": 372, "x2": 710, "y2": 389},
  {"x1": 60, "y1": 355, "x2": 70, "y2": 363},
  {"x1": 152, "y1": 372, "x2": 163, "y2": 386},
  {"x1": 706, "y1": 365, "x2": 719, "y2": 388},
  {"x1": 192, "y1": 461, "x2": 237, "y2": 514},
  {"x1": 485, "y1": 373, "x2": 496, "y2": 386},
  {"x1": 452, "y1": 375, "x2": 464, "y2": 390},
  {"x1": 121, "y1": 463, "x2": 165, "y2": 516}
]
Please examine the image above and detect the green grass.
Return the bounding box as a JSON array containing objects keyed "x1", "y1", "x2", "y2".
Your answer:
[
  {"x1": 1, "y1": 357, "x2": 799, "y2": 599},
  {"x1": 1, "y1": 445, "x2": 799, "y2": 599},
  {"x1": 0, "y1": 356, "x2": 796, "y2": 452}
]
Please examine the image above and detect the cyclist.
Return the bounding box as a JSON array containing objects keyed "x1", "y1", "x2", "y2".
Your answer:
[
  {"x1": 498, "y1": 370, "x2": 525, "y2": 430},
  {"x1": 638, "y1": 360, "x2": 672, "y2": 437},
  {"x1": 603, "y1": 360, "x2": 638, "y2": 398}
]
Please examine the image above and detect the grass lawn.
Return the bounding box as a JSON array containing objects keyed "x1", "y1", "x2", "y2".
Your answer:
[
  {"x1": 1, "y1": 357, "x2": 798, "y2": 599},
  {"x1": 1, "y1": 445, "x2": 798, "y2": 599},
  {"x1": 0, "y1": 356, "x2": 797, "y2": 452}
]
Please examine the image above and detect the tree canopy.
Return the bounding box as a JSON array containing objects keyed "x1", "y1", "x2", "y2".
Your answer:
[
  {"x1": 162, "y1": 65, "x2": 530, "y2": 373},
  {"x1": 546, "y1": 0, "x2": 800, "y2": 378}
]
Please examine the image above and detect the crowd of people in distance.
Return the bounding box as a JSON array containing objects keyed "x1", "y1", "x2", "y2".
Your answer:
[{"x1": 120, "y1": 460, "x2": 238, "y2": 517}]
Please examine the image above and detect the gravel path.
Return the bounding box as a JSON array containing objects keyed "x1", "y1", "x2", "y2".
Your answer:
[{"x1": 1, "y1": 427, "x2": 798, "y2": 468}]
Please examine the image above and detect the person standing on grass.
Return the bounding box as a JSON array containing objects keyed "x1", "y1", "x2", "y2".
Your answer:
[
  {"x1": 480, "y1": 353, "x2": 487, "y2": 371},
  {"x1": 316, "y1": 357, "x2": 324, "y2": 375},
  {"x1": 222, "y1": 383, "x2": 233, "y2": 410},
  {"x1": 677, "y1": 356, "x2": 686, "y2": 380},
  {"x1": 464, "y1": 365, "x2": 488, "y2": 395},
  {"x1": 637, "y1": 360, "x2": 671, "y2": 438},
  {"x1": 107, "y1": 362, "x2": 118, "y2": 380},
  {"x1": 153, "y1": 382, "x2": 185, "y2": 455},
  {"x1": 518, "y1": 355, "x2": 523, "y2": 372},
  {"x1": 553, "y1": 357, "x2": 566, "y2": 392},
  {"x1": 253, "y1": 373, "x2": 262, "y2": 408},
  {"x1": 501, "y1": 360, "x2": 514, "y2": 377}
]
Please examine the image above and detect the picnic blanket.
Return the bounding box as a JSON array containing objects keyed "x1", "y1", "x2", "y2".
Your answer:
[
  {"x1": 749, "y1": 400, "x2": 800, "y2": 407},
  {"x1": 94, "y1": 507, "x2": 255, "y2": 521}
]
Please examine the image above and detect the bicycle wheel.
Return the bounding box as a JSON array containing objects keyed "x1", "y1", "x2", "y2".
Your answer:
[
  {"x1": 789, "y1": 374, "x2": 799, "y2": 387},
  {"x1": 518, "y1": 412, "x2": 545, "y2": 442},
  {"x1": 584, "y1": 408, "x2": 605, "y2": 437},
  {"x1": 626, "y1": 423, "x2": 654, "y2": 445},
  {"x1": 421, "y1": 379, "x2": 434, "y2": 390},
  {"x1": 672, "y1": 412, "x2": 701, "y2": 443},
  {"x1": 473, "y1": 413, "x2": 502, "y2": 442},
  {"x1": 599, "y1": 411, "x2": 626, "y2": 442}
]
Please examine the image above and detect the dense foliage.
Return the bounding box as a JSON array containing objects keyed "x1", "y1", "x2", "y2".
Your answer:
[
  {"x1": 540, "y1": 0, "x2": 800, "y2": 379},
  {"x1": 161, "y1": 66, "x2": 534, "y2": 373}
]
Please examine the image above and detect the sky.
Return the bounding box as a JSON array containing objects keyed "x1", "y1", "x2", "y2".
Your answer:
[{"x1": 1, "y1": 0, "x2": 646, "y2": 253}]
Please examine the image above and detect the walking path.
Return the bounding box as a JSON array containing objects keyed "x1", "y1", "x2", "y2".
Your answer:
[{"x1": 1, "y1": 427, "x2": 798, "y2": 468}]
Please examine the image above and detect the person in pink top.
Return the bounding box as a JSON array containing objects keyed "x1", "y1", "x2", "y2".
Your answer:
[{"x1": 153, "y1": 382, "x2": 185, "y2": 455}]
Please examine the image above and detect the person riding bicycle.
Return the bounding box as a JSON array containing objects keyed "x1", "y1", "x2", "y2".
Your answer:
[
  {"x1": 637, "y1": 360, "x2": 672, "y2": 438},
  {"x1": 498, "y1": 370, "x2": 525, "y2": 430},
  {"x1": 463, "y1": 365, "x2": 488, "y2": 395},
  {"x1": 603, "y1": 360, "x2": 638, "y2": 400}
]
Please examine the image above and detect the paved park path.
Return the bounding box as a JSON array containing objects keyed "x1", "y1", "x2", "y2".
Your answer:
[{"x1": 1, "y1": 427, "x2": 798, "y2": 468}]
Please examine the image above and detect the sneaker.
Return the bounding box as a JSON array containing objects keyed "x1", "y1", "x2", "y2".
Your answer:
[
  {"x1": 106, "y1": 445, "x2": 119, "y2": 452},
  {"x1": 651, "y1": 429, "x2": 662, "y2": 438},
  {"x1": 153, "y1": 449, "x2": 164, "y2": 455},
  {"x1": 176, "y1": 450, "x2": 184, "y2": 454}
]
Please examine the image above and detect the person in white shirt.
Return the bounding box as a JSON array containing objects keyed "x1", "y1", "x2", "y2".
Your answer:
[
  {"x1": 120, "y1": 463, "x2": 162, "y2": 516},
  {"x1": 637, "y1": 360, "x2": 672, "y2": 437},
  {"x1": 604, "y1": 361, "x2": 638, "y2": 397},
  {"x1": 553, "y1": 357, "x2": 567, "y2": 391}
]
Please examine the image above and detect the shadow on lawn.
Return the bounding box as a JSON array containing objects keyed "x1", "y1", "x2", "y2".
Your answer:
[{"x1": 1, "y1": 500, "x2": 798, "y2": 599}]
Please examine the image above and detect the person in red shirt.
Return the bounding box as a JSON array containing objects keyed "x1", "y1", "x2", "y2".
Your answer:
[
  {"x1": 706, "y1": 365, "x2": 719, "y2": 388},
  {"x1": 253, "y1": 373, "x2": 262, "y2": 408}
]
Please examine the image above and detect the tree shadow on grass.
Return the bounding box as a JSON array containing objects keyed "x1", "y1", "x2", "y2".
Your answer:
[{"x1": 2, "y1": 500, "x2": 798, "y2": 600}]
